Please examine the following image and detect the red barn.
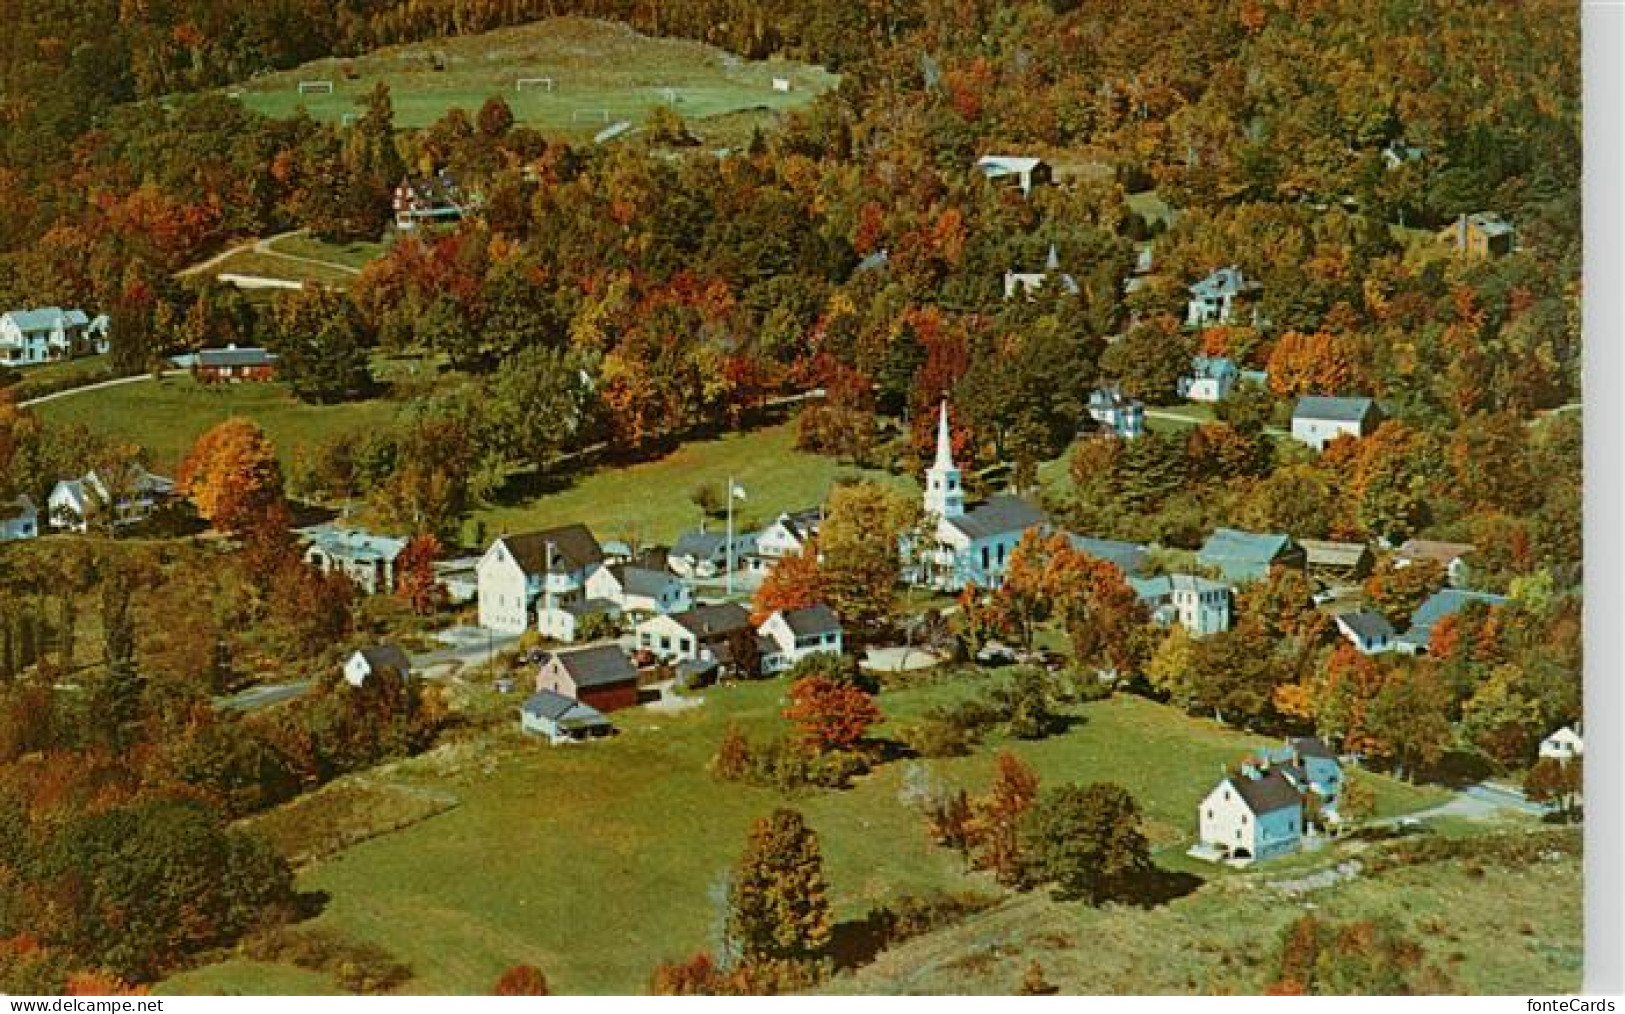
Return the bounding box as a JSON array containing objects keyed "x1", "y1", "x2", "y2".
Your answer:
[
  {"x1": 186, "y1": 345, "x2": 278, "y2": 383},
  {"x1": 535, "y1": 643, "x2": 640, "y2": 713}
]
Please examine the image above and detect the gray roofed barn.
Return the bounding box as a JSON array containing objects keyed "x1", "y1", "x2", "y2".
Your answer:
[
  {"x1": 1337, "y1": 610, "x2": 1394, "y2": 643},
  {"x1": 545, "y1": 643, "x2": 640, "y2": 689},
  {"x1": 355, "y1": 644, "x2": 412, "y2": 674},
  {"x1": 1197, "y1": 528, "x2": 1305, "y2": 583},
  {"x1": 1292, "y1": 396, "x2": 1380, "y2": 424},
  {"x1": 1067, "y1": 534, "x2": 1150, "y2": 575}
]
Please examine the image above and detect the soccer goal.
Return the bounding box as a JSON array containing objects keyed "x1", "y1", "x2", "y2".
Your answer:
[
  {"x1": 571, "y1": 109, "x2": 611, "y2": 124},
  {"x1": 297, "y1": 80, "x2": 334, "y2": 95},
  {"x1": 515, "y1": 77, "x2": 555, "y2": 93}
]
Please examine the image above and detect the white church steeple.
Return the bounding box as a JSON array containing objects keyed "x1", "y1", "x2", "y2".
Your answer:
[{"x1": 924, "y1": 400, "x2": 965, "y2": 520}]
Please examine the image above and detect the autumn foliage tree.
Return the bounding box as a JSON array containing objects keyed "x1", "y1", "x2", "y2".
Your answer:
[
  {"x1": 753, "y1": 547, "x2": 825, "y2": 622},
  {"x1": 1265, "y1": 330, "x2": 1367, "y2": 397},
  {"x1": 491, "y1": 964, "x2": 550, "y2": 995},
  {"x1": 177, "y1": 418, "x2": 285, "y2": 536},
  {"x1": 966, "y1": 751, "x2": 1040, "y2": 887},
  {"x1": 782, "y1": 675, "x2": 881, "y2": 755},
  {"x1": 727, "y1": 808, "x2": 832, "y2": 965},
  {"x1": 394, "y1": 533, "x2": 443, "y2": 615}
]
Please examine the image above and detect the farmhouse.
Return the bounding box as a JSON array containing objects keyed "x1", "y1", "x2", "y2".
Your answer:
[
  {"x1": 1003, "y1": 244, "x2": 1079, "y2": 299},
  {"x1": 0, "y1": 495, "x2": 38, "y2": 542},
  {"x1": 1129, "y1": 573, "x2": 1232, "y2": 636},
  {"x1": 1540, "y1": 725, "x2": 1583, "y2": 763},
  {"x1": 520, "y1": 689, "x2": 612, "y2": 744},
  {"x1": 1263, "y1": 736, "x2": 1344, "y2": 805},
  {"x1": 1291, "y1": 396, "x2": 1382, "y2": 451},
  {"x1": 975, "y1": 155, "x2": 1052, "y2": 196},
  {"x1": 1443, "y1": 211, "x2": 1514, "y2": 258},
  {"x1": 344, "y1": 644, "x2": 413, "y2": 688},
  {"x1": 1197, "y1": 528, "x2": 1306, "y2": 585},
  {"x1": 535, "y1": 643, "x2": 641, "y2": 713},
  {"x1": 1395, "y1": 587, "x2": 1508, "y2": 654},
  {"x1": 1197, "y1": 769, "x2": 1304, "y2": 866},
  {"x1": 1334, "y1": 609, "x2": 1396, "y2": 654},
  {"x1": 1185, "y1": 266, "x2": 1260, "y2": 328},
  {"x1": 1086, "y1": 384, "x2": 1146, "y2": 439},
  {"x1": 757, "y1": 604, "x2": 844, "y2": 673},
  {"x1": 914, "y1": 402, "x2": 1049, "y2": 591},
  {"x1": 171, "y1": 345, "x2": 279, "y2": 383},
  {"x1": 300, "y1": 525, "x2": 408, "y2": 595},
  {"x1": 1066, "y1": 534, "x2": 1150, "y2": 576},
  {"x1": 635, "y1": 602, "x2": 752, "y2": 665},
  {"x1": 47, "y1": 467, "x2": 174, "y2": 532},
  {"x1": 477, "y1": 525, "x2": 605, "y2": 634},
  {"x1": 0, "y1": 308, "x2": 107, "y2": 366},
  {"x1": 1301, "y1": 539, "x2": 1375, "y2": 580},
  {"x1": 1394, "y1": 539, "x2": 1476, "y2": 587},
  {"x1": 1178, "y1": 355, "x2": 1239, "y2": 403}
]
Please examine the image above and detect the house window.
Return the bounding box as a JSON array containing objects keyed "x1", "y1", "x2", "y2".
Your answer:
[
  {"x1": 660, "y1": 636, "x2": 671, "y2": 652},
  {"x1": 1206, "y1": 809, "x2": 1212, "y2": 820}
]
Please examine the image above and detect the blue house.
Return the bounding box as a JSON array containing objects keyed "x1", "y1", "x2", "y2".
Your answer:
[
  {"x1": 1185, "y1": 266, "x2": 1261, "y2": 328},
  {"x1": 1197, "y1": 528, "x2": 1306, "y2": 585},
  {"x1": 1197, "y1": 769, "x2": 1303, "y2": 865},
  {"x1": 1396, "y1": 588, "x2": 1509, "y2": 655},
  {"x1": 1086, "y1": 385, "x2": 1146, "y2": 439},
  {"x1": 1129, "y1": 573, "x2": 1232, "y2": 635},
  {"x1": 1178, "y1": 355, "x2": 1240, "y2": 403}
]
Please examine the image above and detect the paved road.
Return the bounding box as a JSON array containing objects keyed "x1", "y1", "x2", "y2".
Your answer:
[
  {"x1": 216, "y1": 679, "x2": 314, "y2": 712},
  {"x1": 1379, "y1": 780, "x2": 1551, "y2": 826}
]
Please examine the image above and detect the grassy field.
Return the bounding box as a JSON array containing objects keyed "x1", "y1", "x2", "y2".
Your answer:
[
  {"x1": 471, "y1": 422, "x2": 913, "y2": 547},
  {"x1": 34, "y1": 374, "x2": 398, "y2": 473},
  {"x1": 211, "y1": 249, "x2": 364, "y2": 289},
  {"x1": 159, "y1": 679, "x2": 1456, "y2": 996},
  {"x1": 268, "y1": 235, "x2": 387, "y2": 270},
  {"x1": 227, "y1": 18, "x2": 837, "y2": 137}
]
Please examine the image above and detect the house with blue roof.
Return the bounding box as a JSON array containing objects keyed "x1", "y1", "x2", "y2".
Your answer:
[
  {"x1": 1067, "y1": 534, "x2": 1150, "y2": 576},
  {"x1": 1129, "y1": 573, "x2": 1232, "y2": 635},
  {"x1": 1197, "y1": 528, "x2": 1306, "y2": 585},
  {"x1": 1335, "y1": 610, "x2": 1396, "y2": 654},
  {"x1": 1178, "y1": 355, "x2": 1240, "y2": 403},
  {"x1": 1291, "y1": 396, "x2": 1382, "y2": 451},
  {"x1": 300, "y1": 525, "x2": 409, "y2": 595},
  {"x1": 520, "y1": 689, "x2": 612, "y2": 744},
  {"x1": 1185, "y1": 266, "x2": 1261, "y2": 328},
  {"x1": 0, "y1": 307, "x2": 107, "y2": 366},
  {"x1": 1086, "y1": 385, "x2": 1146, "y2": 439},
  {"x1": 1396, "y1": 588, "x2": 1509, "y2": 655}
]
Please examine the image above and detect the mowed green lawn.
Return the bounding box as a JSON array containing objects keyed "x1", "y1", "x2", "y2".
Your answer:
[
  {"x1": 228, "y1": 17, "x2": 837, "y2": 135},
  {"x1": 472, "y1": 422, "x2": 914, "y2": 546},
  {"x1": 160, "y1": 683, "x2": 1447, "y2": 996},
  {"x1": 34, "y1": 375, "x2": 398, "y2": 474}
]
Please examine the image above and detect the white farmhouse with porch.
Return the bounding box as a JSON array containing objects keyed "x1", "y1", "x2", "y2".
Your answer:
[
  {"x1": 758, "y1": 604, "x2": 844, "y2": 673},
  {"x1": 476, "y1": 525, "x2": 604, "y2": 634}
]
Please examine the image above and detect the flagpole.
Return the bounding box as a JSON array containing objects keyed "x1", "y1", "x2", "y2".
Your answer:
[{"x1": 726, "y1": 476, "x2": 735, "y2": 598}]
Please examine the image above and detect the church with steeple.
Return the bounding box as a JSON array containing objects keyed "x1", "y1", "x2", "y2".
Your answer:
[{"x1": 913, "y1": 401, "x2": 1050, "y2": 591}]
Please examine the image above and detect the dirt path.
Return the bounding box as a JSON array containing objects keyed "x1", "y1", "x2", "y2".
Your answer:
[
  {"x1": 18, "y1": 369, "x2": 185, "y2": 408},
  {"x1": 174, "y1": 229, "x2": 361, "y2": 280}
]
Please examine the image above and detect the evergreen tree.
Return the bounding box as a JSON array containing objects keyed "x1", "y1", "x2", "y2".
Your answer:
[
  {"x1": 1020, "y1": 782, "x2": 1151, "y2": 904},
  {"x1": 727, "y1": 808, "x2": 833, "y2": 965}
]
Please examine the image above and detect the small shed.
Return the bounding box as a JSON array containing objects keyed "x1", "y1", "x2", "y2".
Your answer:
[
  {"x1": 521, "y1": 690, "x2": 612, "y2": 744},
  {"x1": 345, "y1": 644, "x2": 414, "y2": 688}
]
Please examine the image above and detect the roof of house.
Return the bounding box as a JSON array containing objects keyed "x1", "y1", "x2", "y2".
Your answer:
[
  {"x1": 1129, "y1": 573, "x2": 1230, "y2": 600},
  {"x1": 497, "y1": 525, "x2": 604, "y2": 576},
  {"x1": 668, "y1": 602, "x2": 753, "y2": 640},
  {"x1": 1396, "y1": 539, "x2": 1476, "y2": 566},
  {"x1": 522, "y1": 689, "x2": 610, "y2": 726},
  {"x1": 1067, "y1": 534, "x2": 1149, "y2": 575},
  {"x1": 977, "y1": 155, "x2": 1045, "y2": 175},
  {"x1": 1187, "y1": 354, "x2": 1239, "y2": 380},
  {"x1": 1401, "y1": 588, "x2": 1509, "y2": 647},
  {"x1": 353, "y1": 644, "x2": 412, "y2": 674},
  {"x1": 54, "y1": 467, "x2": 174, "y2": 505},
  {"x1": 1189, "y1": 266, "x2": 1258, "y2": 299},
  {"x1": 1293, "y1": 396, "x2": 1378, "y2": 423},
  {"x1": 1230, "y1": 769, "x2": 1302, "y2": 816},
  {"x1": 943, "y1": 495, "x2": 1048, "y2": 542},
  {"x1": 1466, "y1": 212, "x2": 1514, "y2": 236},
  {"x1": 0, "y1": 495, "x2": 36, "y2": 522},
  {"x1": 1337, "y1": 610, "x2": 1395, "y2": 643},
  {"x1": 2, "y1": 307, "x2": 86, "y2": 333},
  {"x1": 608, "y1": 564, "x2": 679, "y2": 598},
  {"x1": 1290, "y1": 736, "x2": 1337, "y2": 761},
  {"x1": 1300, "y1": 539, "x2": 1372, "y2": 568},
  {"x1": 776, "y1": 604, "x2": 842, "y2": 638},
  {"x1": 300, "y1": 525, "x2": 408, "y2": 563},
  {"x1": 545, "y1": 643, "x2": 639, "y2": 688},
  {"x1": 855, "y1": 249, "x2": 890, "y2": 273},
  {"x1": 1198, "y1": 528, "x2": 1297, "y2": 567},
  {"x1": 174, "y1": 346, "x2": 278, "y2": 369},
  {"x1": 672, "y1": 530, "x2": 753, "y2": 559}
]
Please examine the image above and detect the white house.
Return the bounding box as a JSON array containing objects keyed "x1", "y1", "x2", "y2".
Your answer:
[
  {"x1": 754, "y1": 508, "x2": 823, "y2": 562},
  {"x1": 476, "y1": 525, "x2": 604, "y2": 634},
  {"x1": 1003, "y1": 244, "x2": 1079, "y2": 300},
  {"x1": 300, "y1": 525, "x2": 409, "y2": 595},
  {"x1": 1539, "y1": 725, "x2": 1583, "y2": 763},
  {"x1": 1086, "y1": 384, "x2": 1146, "y2": 439},
  {"x1": 1197, "y1": 769, "x2": 1304, "y2": 866},
  {"x1": 0, "y1": 495, "x2": 38, "y2": 542},
  {"x1": 1185, "y1": 266, "x2": 1260, "y2": 327},
  {"x1": 913, "y1": 404, "x2": 1048, "y2": 592},
  {"x1": 635, "y1": 602, "x2": 753, "y2": 665},
  {"x1": 47, "y1": 467, "x2": 174, "y2": 532},
  {"x1": 1129, "y1": 573, "x2": 1232, "y2": 636},
  {"x1": 669, "y1": 529, "x2": 758, "y2": 579},
  {"x1": 758, "y1": 604, "x2": 844, "y2": 673},
  {"x1": 1394, "y1": 539, "x2": 1476, "y2": 588},
  {"x1": 975, "y1": 155, "x2": 1052, "y2": 197},
  {"x1": 1291, "y1": 396, "x2": 1382, "y2": 451},
  {"x1": 1334, "y1": 610, "x2": 1396, "y2": 654},
  {"x1": 539, "y1": 561, "x2": 695, "y2": 643},
  {"x1": 344, "y1": 644, "x2": 414, "y2": 688},
  {"x1": 0, "y1": 308, "x2": 106, "y2": 366},
  {"x1": 1178, "y1": 355, "x2": 1239, "y2": 403}
]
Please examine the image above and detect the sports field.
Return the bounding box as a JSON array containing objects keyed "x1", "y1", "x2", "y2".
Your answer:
[{"x1": 228, "y1": 17, "x2": 837, "y2": 136}]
